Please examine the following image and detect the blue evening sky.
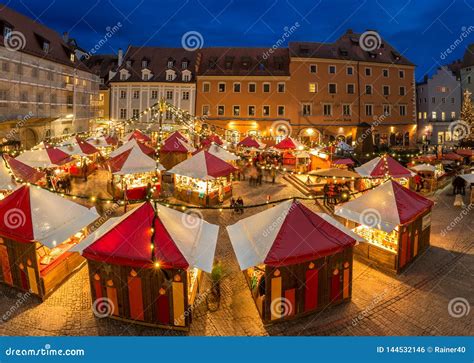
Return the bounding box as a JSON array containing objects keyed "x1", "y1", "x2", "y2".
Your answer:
[{"x1": 3, "y1": 0, "x2": 474, "y2": 80}]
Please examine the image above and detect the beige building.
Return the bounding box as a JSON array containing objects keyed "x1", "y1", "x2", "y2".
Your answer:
[{"x1": 0, "y1": 5, "x2": 100, "y2": 149}]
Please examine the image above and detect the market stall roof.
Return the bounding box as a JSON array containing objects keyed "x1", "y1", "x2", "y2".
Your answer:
[
  {"x1": 161, "y1": 132, "x2": 195, "y2": 153},
  {"x1": 237, "y1": 136, "x2": 261, "y2": 149},
  {"x1": 335, "y1": 180, "x2": 434, "y2": 233},
  {"x1": 456, "y1": 149, "x2": 473, "y2": 157},
  {"x1": 308, "y1": 168, "x2": 360, "y2": 179},
  {"x1": 3, "y1": 155, "x2": 45, "y2": 184},
  {"x1": 460, "y1": 173, "x2": 474, "y2": 183},
  {"x1": 167, "y1": 150, "x2": 237, "y2": 180},
  {"x1": 410, "y1": 163, "x2": 436, "y2": 173},
  {"x1": 201, "y1": 134, "x2": 224, "y2": 146},
  {"x1": 0, "y1": 157, "x2": 16, "y2": 191},
  {"x1": 414, "y1": 154, "x2": 437, "y2": 163},
  {"x1": 206, "y1": 144, "x2": 239, "y2": 162},
  {"x1": 355, "y1": 155, "x2": 415, "y2": 179},
  {"x1": 336, "y1": 141, "x2": 353, "y2": 151},
  {"x1": 442, "y1": 152, "x2": 463, "y2": 161},
  {"x1": 80, "y1": 202, "x2": 219, "y2": 272},
  {"x1": 274, "y1": 137, "x2": 304, "y2": 150},
  {"x1": 227, "y1": 199, "x2": 361, "y2": 270},
  {"x1": 332, "y1": 158, "x2": 355, "y2": 166},
  {"x1": 86, "y1": 136, "x2": 118, "y2": 147},
  {"x1": 59, "y1": 137, "x2": 99, "y2": 157},
  {"x1": 16, "y1": 146, "x2": 73, "y2": 168},
  {"x1": 109, "y1": 139, "x2": 155, "y2": 157},
  {"x1": 123, "y1": 129, "x2": 151, "y2": 143},
  {"x1": 109, "y1": 147, "x2": 162, "y2": 175},
  {"x1": 0, "y1": 185, "x2": 98, "y2": 247}
]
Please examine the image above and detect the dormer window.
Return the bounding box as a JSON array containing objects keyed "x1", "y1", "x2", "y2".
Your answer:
[
  {"x1": 119, "y1": 69, "x2": 130, "y2": 81},
  {"x1": 70, "y1": 53, "x2": 75, "y2": 62},
  {"x1": 142, "y1": 60, "x2": 148, "y2": 68},
  {"x1": 165, "y1": 69, "x2": 176, "y2": 81},
  {"x1": 126, "y1": 60, "x2": 132, "y2": 67},
  {"x1": 141, "y1": 69, "x2": 152, "y2": 81},
  {"x1": 182, "y1": 70, "x2": 191, "y2": 82},
  {"x1": 42, "y1": 41, "x2": 50, "y2": 53},
  {"x1": 181, "y1": 60, "x2": 188, "y2": 69},
  {"x1": 241, "y1": 57, "x2": 250, "y2": 69},
  {"x1": 224, "y1": 57, "x2": 234, "y2": 70},
  {"x1": 167, "y1": 58, "x2": 174, "y2": 68},
  {"x1": 3, "y1": 26, "x2": 12, "y2": 39}
]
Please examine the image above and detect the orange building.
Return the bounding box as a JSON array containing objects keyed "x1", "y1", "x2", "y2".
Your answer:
[{"x1": 195, "y1": 48, "x2": 291, "y2": 143}]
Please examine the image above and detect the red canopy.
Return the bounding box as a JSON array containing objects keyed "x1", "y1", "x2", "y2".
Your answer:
[
  {"x1": 126, "y1": 130, "x2": 151, "y2": 142},
  {"x1": 238, "y1": 136, "x2": 260, "y2": 148},
  {"x1": 83, "y1": 203, "x2": 189, "y2": 269},
  {"x1": 167, "y1": 150, "x2": 236, "y2": 180},
  {"x1": 201, "y1": 134, "x2": 223, "y2": 146},
  {"x1": 76, "y1": 137, "x2": 99, "y2": 155},
  {"x1": 456, "y1": 149, "x2": 473, "y2": 157},
  {"x1": 332, "y1": 158, "x2": 355, "y2": 166},
  {"x1": 442, "y1": 152, "x2": 463, "y2": 161},
  {"x1": 161, "y1": 132, "x2": 193, "y2": 153},
  {"x1": 414, "y1": 154, "x2": 437, "y2": 163},
  {"x1": 3, "y1": 154, "x2": 45, "y2": 183},
  {"x1": 274, "y1": 137, "x2": 298, "y2": 150},
  {"x1": 136, "y1": 140, "x2": 155, "y2": 156},
  {"x1": 105, "y1": 136, "x2": 118, "y2": 145},
  {"x1": 356, "y1": 155, "x2": 413, "y2": 178}
]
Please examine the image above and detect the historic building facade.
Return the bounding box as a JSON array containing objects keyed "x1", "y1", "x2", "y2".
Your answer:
[
  {"x1": 0, "y1": 5, "x2": 100, "y2": 149},
  {"x1": 460, "y1": 44, "x2": 474, "y2": 104}
]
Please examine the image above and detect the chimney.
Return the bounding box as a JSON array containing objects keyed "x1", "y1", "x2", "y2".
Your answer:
[
  {"x1": 63, "y1": 32, "x2": 69, "y2": 43},
  {"x1": 118, "y1": 48, "x2": 123, "y2": 67}
]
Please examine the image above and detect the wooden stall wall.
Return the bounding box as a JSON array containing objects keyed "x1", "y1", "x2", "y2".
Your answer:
[
  {"x1": 160, "y1": 152, "x2": 188, "y2": 170},
  {"x1": 261, "y1": 248, "x2": 353, "y2": 323},
  {"x1": 87, "y1": 260, "x2": 191, "y2": 330}
]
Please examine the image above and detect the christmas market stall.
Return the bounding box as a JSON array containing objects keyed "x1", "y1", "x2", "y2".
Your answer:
[
  {"x1": 122, "y1": 129, "x2": 152, "y2": 144},
  {"x1": 227, "y1": 199, "x2": 363, "y2": 323},
  {"x1": 3, "y1": 154, "x2": 46, "y2": 187},
  {"x1": 159, "y1": 131, "x2": 195, "y2": 170},
  {"x1": 58, "y1": 137, "x2": 101, "y2": 179},
  {"x1": 355, "y1": 155, "x2": 414, "y2": 187},
  {"x1": 109, "y1": 146, "x2": 164, "y2": 201},
  {"x1": 456, "y1": 149, "x2": 473, "y2": 164},
  {"x1": 86, "y1": 135, "x2": 118, "y2": 155},
  {"x1": 237, "y1": 136, "x2": 263, "y2": 149},
  {"x1": 332, "y1": 158, "x2": 355, "y2": 169},
  {"x1": 309, "y1": 149, "x2": 331, "y2": 170},
  {"x1": 206, "y1": 144, "x2": 240, "y2": 164},
  {"x1": 201, "y1": 134, "x2": 224, "y2": 147},
  {"x1": 335, "y1": 180, "x2": 434, "y2": 273},
  {"x1": 110, "y1": 139, "x2": 156, "y2": 158},
  {"x1": 77, "y1": 202, "x2": 219, "y2": 330},
  {"x1": 408, "y1": 163, "x2": 444, "y2": 192},
  {"x1": 0, "y1": 156, "x2": 17, "y2": 197},
  {"x1": 0, "y1": 185, "x2": 98, "y2": 299},
  {"x1": 168, "y1": 150, "x2": 236, "y2": 206}
]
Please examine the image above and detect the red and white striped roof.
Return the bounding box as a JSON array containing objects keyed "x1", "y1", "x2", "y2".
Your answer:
[
  {"x1": 78, "y1": 202, "x2": 219, "y2": 272},
  {"x1": 167, "y1": 150, "x2": 236, "y2": 180},
  {"x1": 3, "y1": 155, "x2": 45, "y2": 185},
  {"x1": 108, "y1": 147, "x2": 161, "y2": 175},
  {"x1": 0, "y1": 185, "x2": 98, "y2": 247},
  {"x1": 16, "y1": 146, "x2": 73, "y2": 168},
  {"x1": 122, "y1": 129, "x2": 151, "y2": 143},
  {"x1": 355, "y1": 155, "x2": 415, "y2": 178},
  {"x1": 161, "y1": 132, "x2": 195, "y2": 153},
  {"x1": 86, "y1": 136, "x2": 118, "y2": 147},
  {"x1": 227, "y1": 200, "x2": 362, "y2": 270},
  {"x1": 274, "y1": 137, "x2": 304, "y2": 150},
  {"x1": 59, "y1": 137, "x2": 99, "y2": 157},
  {"x1": 201, "y1": 134, "x2": 223, "y2": 146},
  {"x1": 109, "y1": 139, "x2": 155, "y2": 157},
  {"x1": 0, "y1": 157, "x2": 16, "y2": 191}
]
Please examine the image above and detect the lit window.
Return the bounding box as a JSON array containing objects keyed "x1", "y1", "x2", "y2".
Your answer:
[{"x1": 309, "y1": 83, "x2": 317, "y2": 93}]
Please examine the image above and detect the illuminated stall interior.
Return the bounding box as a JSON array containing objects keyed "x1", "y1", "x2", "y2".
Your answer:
[
  {"x1": 79, "y1": 202, "x2": 218, "y2": 330},
  {"x1": 355, "y1": 154, "x2": 414, "y2": 188}
]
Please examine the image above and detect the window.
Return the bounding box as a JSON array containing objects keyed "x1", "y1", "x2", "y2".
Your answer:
[
  {"x1": 233, "y1": 83, "x2": 241, "y2": 93},
  {"x1": 120, "y1": 109, "x2": 127, "y2": 119},
  {"x1": 3, "y1": 26, "x2": 12, "y2": 39},
  {"x1": 365, "y1": 85, "x2": 372, "y2": 95},
  {"x1": 365, "y1": 67, "x2": 372, "y2": 76},
  {"x1": 42, "y1": 41, "x2": 50, "y2": 53},
  {"x1": 248, "y1": 83, "x2": 256, "y2": 93},
  {"x1": 383, "y1": 85, "x2": 390, "y2": 96},
  {"x1": 399, "y1": 105, "x2": 406, "y2": 116},
  {"x1": 202, "y1": 105, "x2": 210, "y2": 116},
  {"x1": 262, "y1": 105, "x2": 270, "y2": 116},
  {"x1": 365, "y1": 104, "x2": 373, "y2": 116},
  {"x1": 323, "y1": 104, "x2": 332, "y2": 116},
  {"x1": 468, "y1": 76, "x2": 471, "y2": 84},
  {"x1": 451, "y1": 97, "x2": 455, "y2": 104},
  {"x1": 182, "y1": 73, "x2": 191, "y2": 82},
  {"x1": 263, "y1": 83, "x2": 270, "y2": 93},
  {"x1": 302, "y1": 103, "x2": 312, "y2": 116},
  {"x1": 133, "y1": 90, "x2": 140, "y2": 99},
  {"x1": 32, "y1": 67, "x2": 38, "y2": 78},
  {"x1": 278, "y1": 83, "x2": 285, "y2": 93},
  {"x1": 432, "y1": 111, "x2": 437, "y2": 120},
  {"x1": 20, "y1": 91, "x2": 28, "y2": 101},
  {"x1": 383, "y1": 104, "x2": 391, "y2": 116},
  {"x1": 346, "y1": 66, "x2": 353, "y2": 75},
  {"x1": 167, "y1": 73, "x2": 174, "y2": 81},
  {"x1": 132, "y1": 109, "x2": 139, "y2": 118},
  {"x1": 120, "y1": 90, "x2": 126, "y2": 99},
  {"x1": 151, "y1": 90, "x2": 158, "y2": 99},
  {"x1": 70, "y1": 53, "x2": 75, "y2": 62},
  {"x1": 277, "y1": 105, "x2": 285, "y2": 116},
  {"x1": 142, "y1": 60, "x2": 148, "y2": 68},
  {"x1": 418, "y1": 112, "x2": 422, "y2": 120},
  {"x1": 217, "y1": 105, "x2": 225, "y2": 116},
  {"x1": 182, "y1": 91, "x2": 189, "y2": 100},
  {"x1": 182, "y1": 60, "x2": 188, "y2": 69},
  {"x1": 166, "y1": 90, "x2": 173, "y2": 100},
  {"x1": 451, "y1": 111, "x2": 456, "y2": 119},
  {"x1": 399, "y1": 86, "x2": 406, "y2": 96},
  {"x1": 218, "y1": 82, "x2": 226, "y2": 92},
  {"x1": 329, "y1": 65, "x2": 336, "y2": 74},
  {"x1": 342, "y1": 104, "x2": 351, "y2": 116},
  {"x1": 309, "y1": 83, "x2": 317, "y2": 93},
  {"x1": 50, "y1": 94, "x2": 56, "y2": 103},
  {"x1": 167, "y1": 60, "x2": 174, "y2": 68},
  {"x1": 248, "y1": 105, "x2": 256, "y2": 116},
  {"x1": 441, "y1": 112, "x2": 446, "y2": 121},
  {"x1": 1, "y1": 62, "x2": 9, "y2": 72},
  {"x1": 120, "y1": 72, "x2": 127, "y2": 81},
  {"x1": 0, "y1": 90, "x2": 8, "y2": 100},
  {"x1": 202, "y1": 82, "x2": 210, "y2": 92},
  {"x1": 233, "y1": 105, "x2": 240, "y2": 116},
  {"x1": 346, "y1": 84, "x2": 355, "y2": 94},
  {"x1": 399, "y1": 70, "x2": 405, "y2": 79},
  {"x1": 165, "y1": 110, "x2": 172, "y2": 120},
  {"x1": 310, "y1": 65, "x2": 317, "y2": 73},
  {"x1": 423, "y1": 112, "x2": 427, "y2": 119},
  {"x1": 441, "y1": 97, "x2": 446, "y2": 103},
  {"x1": 383, "y1": 69, "x2": 389, "y2": 77},
  {"x1": 329, "y1": 83, "x2": 337, "y2": 94},
  {"x1": 431, "y1": 97, "x2": 436, "y2": 103}
]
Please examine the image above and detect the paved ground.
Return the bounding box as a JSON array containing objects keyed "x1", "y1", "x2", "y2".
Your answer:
[{"x1": 0, "y1": 174, "x2": 472, "y2": 336}]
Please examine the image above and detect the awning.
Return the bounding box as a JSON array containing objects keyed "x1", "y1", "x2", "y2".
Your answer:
[
  {"x1": 227, "y1": 200, "x2": 359, "y2": 270},
  {"x1": 335, "y1": 180, "x2": 434, "y2": 233},
  {"x1": 58, "y1": 137, "x2": 99, "y2": 157},
  {"x1": 206, "y1": 144, "x2": 239, "y2": 162},
  {"x1": 201, "y1": 134, "x2": 224, "y2": 146},
  {"x1": 274, "y1": 137, "x2": 304, "y2": 150},
  {"x1": 122, "y1": 129, "x2": 151, "y2": 143},
  {"x1": 0, "y1": 156, "x2": 17, "y2": 191},
  {"x1": 3, "y1": 154, "x2": 45, "y2": 184},
  {"x1": 410, "y1": 164, "x2": 436, "y2": 173},
  {"x1": 238, "y1": 136, "x2": 261, "y2": 149},
  {"x1": 0, "y1": 185, "x2": 98, "y2": 247},
  {"x1": 80, "y1": 202, "x2": 219, "y2": 272},
  {"x1": 332, "y1": 158, "x2": 355, "y2": 166},
  {"x1": 161, "y1": 132, "x2": 195, "y2": 153},
  {"x1": 167, "y1": 150, "x2": 236, "y2": 180},
  {"x1": 109, "y1": 147, "x2": 162, "y2": 175},
  {"x1": 109, "y1": 139, "x2": 155, "y2": 158},
  {"x1": 355, "y1": 155, "x2": 415, "y2": 178},
  {"x1": 16, "y1": 146, "x2": 73, "y2": 168}
]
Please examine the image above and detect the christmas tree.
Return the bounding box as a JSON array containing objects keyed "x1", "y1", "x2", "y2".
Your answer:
[{"x1": 459, "y1": 89, "x2": 474, "y2": 145}]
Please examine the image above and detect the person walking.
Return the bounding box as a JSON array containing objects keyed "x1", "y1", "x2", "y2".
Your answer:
[{"x1": 237, "y1": 196, "x2": 244, "y2": 214}]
